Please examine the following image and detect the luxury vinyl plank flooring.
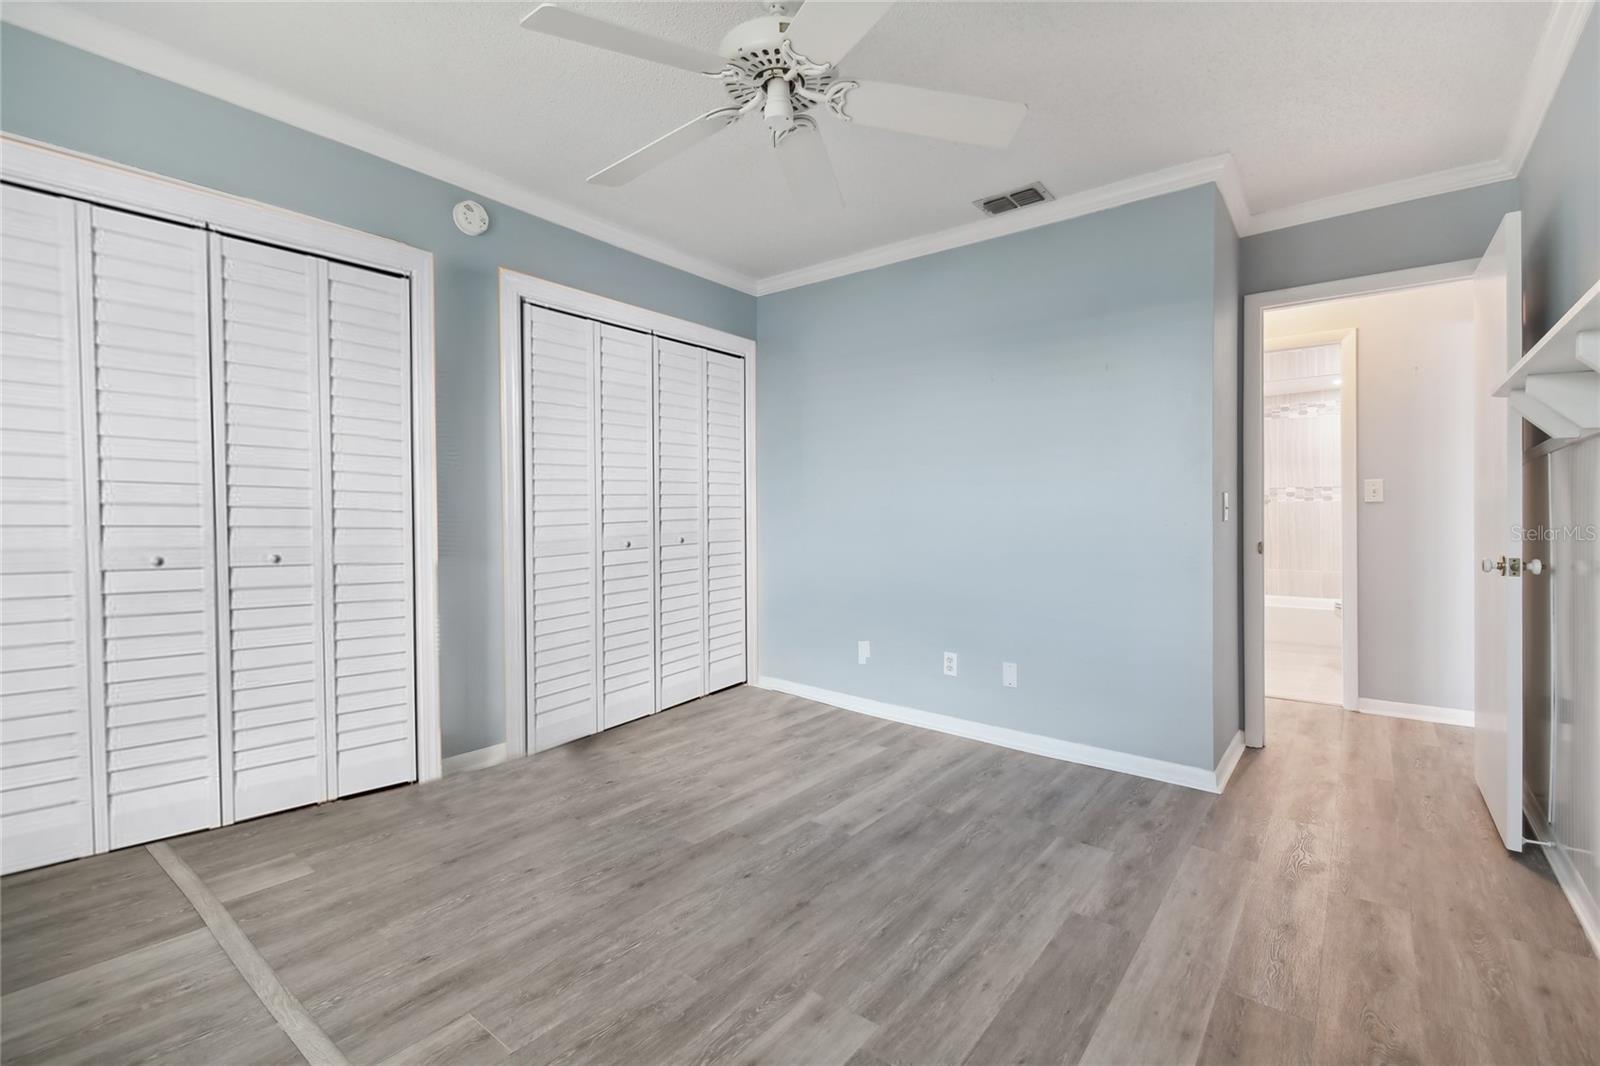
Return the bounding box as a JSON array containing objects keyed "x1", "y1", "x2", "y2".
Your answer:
[{"x1": 3, "y1": 689, "x2": 1598, "y2": 1065}]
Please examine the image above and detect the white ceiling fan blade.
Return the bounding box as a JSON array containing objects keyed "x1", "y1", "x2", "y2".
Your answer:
[
  {"x1": 784, "y1": 1, "x2": 894, "y2": 64},
  {"x1": 521, "y1": 4, "x2": 726, "y2": 74},
  {"x1": 844, "y1": 81, "x2": 1027, "y2": 148},
  {"x1": 588, "y1": 108, "x2": 743, "y2": 186},
  {"x1": 775, "y1": 124, "x2": 842, "y2": 210}
]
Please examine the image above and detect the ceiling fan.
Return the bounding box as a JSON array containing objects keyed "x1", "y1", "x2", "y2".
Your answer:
[{"x1": 521, "y1": 1, "x2": 1029, "y2": 207}]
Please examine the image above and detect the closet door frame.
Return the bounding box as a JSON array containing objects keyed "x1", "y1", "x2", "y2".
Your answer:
[
  {"x1": 499, "y1": 269, "x2": 757, "y2": 759},
  {"x1": 2, "y1": 133, "x2": 444, "y2": 783}
]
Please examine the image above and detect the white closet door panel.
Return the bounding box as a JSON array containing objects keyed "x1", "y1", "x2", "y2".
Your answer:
[
  {"x1": 655, "y1": 338, "x2": 705, "y2": 710},
  {"x1": 704, "y1": 351, "x2": 746, "y2": 692},
  {"x1": 598, "y1": 323, "x2": 654, "y2": 729},
  {"x1": 0, "y1": 185, "x2": 95, "y2": 873},
  {"x1": 214, "y1": 236, "x2": 325, "y2": 821},
  {"x1": 325, "y1": 263, "x2": 414, "y2": 795},
  {"x1": 86, "y1": 205, "x2": 220, "y2": 848},
  {"x1": 526, "y1": 306, "x2": 598, "y2": 750}
]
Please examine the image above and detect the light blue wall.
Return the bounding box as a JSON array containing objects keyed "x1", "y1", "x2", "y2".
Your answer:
[
  {"x1": 1238, "y1": 180, "x2": 1520, "y2": 296},
  {"x1": 1520, "y1": 7, "x2": 1599, "y2": 343},
  {"x1": 0, "y1": 26, "x2": 755, "y2": 757},
  {"x1": 756, "y1": 186, "x2": 1233, "y2": 770}
]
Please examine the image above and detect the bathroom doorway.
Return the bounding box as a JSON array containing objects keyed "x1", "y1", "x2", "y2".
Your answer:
[{"x1": 1260, "y1": 329, "x2": 1356, "y2": 707}]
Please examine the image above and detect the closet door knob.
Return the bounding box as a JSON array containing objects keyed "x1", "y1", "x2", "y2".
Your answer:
[
  {"x1": 624, "y1": 540, "x2": 632, "y2": 548},
  {"x1": 268, "y1": 553, "x2": 283, "y2": 564},
  {"x1": 679, "y1": 536, "x2": 686, "y2": 544},
  {"x1": 150, "y1": 555, "x2": 165, "y2": 568}
]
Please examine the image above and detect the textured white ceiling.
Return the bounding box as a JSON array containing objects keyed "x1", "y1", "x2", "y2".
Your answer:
[{"x1": 62, "y1": 1, "x2": 1553, "y2": 283}]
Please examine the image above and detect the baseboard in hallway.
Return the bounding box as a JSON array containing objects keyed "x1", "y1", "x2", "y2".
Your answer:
[{"x1": 1357, "y1": 697, "x2": 1474, "y2": 728}]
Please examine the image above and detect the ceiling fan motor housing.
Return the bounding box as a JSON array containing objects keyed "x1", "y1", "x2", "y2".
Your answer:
[{"x1": 716, "y1": 16, "x2": 836, "y2": 118}]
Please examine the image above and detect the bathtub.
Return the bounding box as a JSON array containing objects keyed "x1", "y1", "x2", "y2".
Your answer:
[{"x1": 1265, "y1": 594, "x2": 1341, "y2": 650}]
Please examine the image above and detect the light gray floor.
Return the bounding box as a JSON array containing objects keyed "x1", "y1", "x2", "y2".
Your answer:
[{"x1": 2, "y1": 687, "x2": 1596, "y2": 1065}]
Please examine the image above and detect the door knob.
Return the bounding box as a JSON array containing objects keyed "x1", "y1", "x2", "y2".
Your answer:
[
  {"x1": 624, "y1": 540, "x2": 631, "y2": 548},
  {"x1": 679, "y1": 536, "x2": 686, "y2": 544},
  {"x1": 1481, "y1": 556, "x2": 1507, "y2": 574},
  {"x1": 267, "y1": 553, "x2": 282, "y2": 564},
  {"x1": 150, "y1": 555, "x2": 165, "y2": 568},
  {"x1": 1526, "y1": 558, "x2": 1545, "y2": 576}
]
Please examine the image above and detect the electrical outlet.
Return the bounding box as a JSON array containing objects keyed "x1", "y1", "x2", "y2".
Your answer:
[
  {"x1": 1363, "y1": 478, "x2": 1384, "y2": 503},
  {"x1": 858, "y1": 640, "x2": 870, "y2": 665},
  {"x1": 943, "y1": 651, "x2": 958, "y2": 677},
  {"x1": 1002, "y1": 662, "x2": 1018, "y2": 688}
]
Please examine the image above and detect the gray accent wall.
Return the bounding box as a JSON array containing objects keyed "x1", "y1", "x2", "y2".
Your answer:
[
  {"x1": 756, "y1": 186, "x2": 1237, "y2": 771},
  {"x1": 1519, "y1": 7, "x2": 1598, "y2": 343},
  {"x1": 1239, "y1": 181, "x2": 1519, "y2": 296},
  {"x1": 0, "y1": 26, "x2": 756, "y2": 758}
]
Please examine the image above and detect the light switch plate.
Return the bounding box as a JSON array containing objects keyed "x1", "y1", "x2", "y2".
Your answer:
[
  {"x1": 1002, "y1": 662, "x2": 1018, "y2": 688},
  {"x1": 858, "y1": 640, "x2": 870, "y2": 665},
  {"x1": 943, "y1": 651, "x2": 958, "y2": 677},
  {"x1": 1363, "y1": 478, "x2": 1384, "y2": 503}
]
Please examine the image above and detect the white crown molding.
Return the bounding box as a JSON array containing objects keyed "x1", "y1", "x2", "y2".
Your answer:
[
  {"x1": 756, "y1": 154, "x2": 1249, "y2": 295},
  {"x1": 0, "y1": 3, "x2": 763, "y2": 295},
  {"x1": 758, "y1": 676, "x2": 1242, "y2": 793},
  {"x1": 1239, "y1": 158, "x2": 1517, "y2": 237},
  {"x1": 1503, "y1": 0, "x2": 1595, "y2": 175}
]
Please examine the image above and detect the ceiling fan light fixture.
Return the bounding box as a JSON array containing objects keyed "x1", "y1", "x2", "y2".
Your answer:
[{"x1": 764, "y1": 78, "x2": 795, "y2": 135}]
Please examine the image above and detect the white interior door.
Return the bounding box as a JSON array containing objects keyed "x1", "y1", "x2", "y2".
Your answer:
[
  {"x1": 84, "y1": 205, "x2": 221, "y2": 848},
  {"x1": 212, "y1": 236, "x2": 327, "y2": 822},
  {"x1": 0, "y1": 185, "x2": 97, "y2": 873},
  {"x1": 1473, "y1": 211, "x2": 1524, "y2": 853},
  {"x1": 324, "y1": 262, "x2": 415, "y2": 796},
  {"x1": 525, "y1": 305, "x2": 598, "y2": 751},
  {"x1": 598, "y1": 323, "x2": 655, "y2": 728},
  {"x1": 704, "y1": 350, "x2": 746, "y2": 692},
  {"x1": 655, "y1": 338, "x2": 706, "y2": 710}
]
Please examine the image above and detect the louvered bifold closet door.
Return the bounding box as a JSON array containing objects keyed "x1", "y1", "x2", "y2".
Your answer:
[
  {"x1": 0, "y1": 186, "x2": 96, "y2": 873},
  {"x1": 703, "y1": 351, "x2": 746, "y2": 691},
  {"x1": 654, "y1": 339, "x2": 705, "y2": 710},
  {"x1": 212, "y1": 237, "x2": 325, "y2": 822},
  {"x1": 84, "y1": 205, "x2": 220, "y2": 848},
  {"x1": 525, "y1": 306, "x2": 598, "y2": 750},
  {"x1": 325, "y1": 263, "x2": 415, "y2": 796},
  {"x1": 597, "y1": 324, "x2": 654, "y2": 729}
]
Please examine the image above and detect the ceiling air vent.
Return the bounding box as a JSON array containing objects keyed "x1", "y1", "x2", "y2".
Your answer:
[{"x1": 975, "y1": 182, "x2": 1054, "y2": 216}]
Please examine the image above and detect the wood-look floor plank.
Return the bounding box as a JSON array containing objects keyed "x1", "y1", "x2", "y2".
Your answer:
[
  {"x1": 1309, "y1": 893, "x2": 1427, "y2": 1065},
  {"x1": 962, "y1": 914, "x2": 1137, "y2": 1066},
  {"x1": 1220, "y1": 818, "x2": 1333, "y2": 1021},
  {"x1": 1196, "y1": 990, "x2": 1314, "y2": 1066},
  {"x1": 1079, "y1": 845, "x2": 1251, "y2": 1066},
  {"x1": 377, "y1": 1013, "x2": 509, "y2": 1066}
]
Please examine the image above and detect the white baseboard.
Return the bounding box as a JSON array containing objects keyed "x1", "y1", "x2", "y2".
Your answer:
[
  {"x1": 1524, "y1": 790, "x2": 1600, "y2": 958},
  {"x1": 756, "y1": 676, "x2": 1240, "y2": 793},
  {"x1": 1357, "y1": 698, "x2": 1474, "y2": 728},
  {"x1": 441, "y1": 742, "x2": 508, "y2": 776}
]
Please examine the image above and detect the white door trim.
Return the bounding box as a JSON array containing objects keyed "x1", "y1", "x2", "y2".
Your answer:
[
  {"x1": 2, "y1": 133, "x2": 445, "y2": 783},
  {"x1": 1244, "y1": 258, "x2": 1478, "y2": 747},
  {"x1": 499, "y1": 269, "x2": 757, "y2": 758}
]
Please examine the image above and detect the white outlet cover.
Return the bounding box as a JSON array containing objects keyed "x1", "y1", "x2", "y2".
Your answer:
[
  {"x1": 858, "y1": 640, "x2": 870, "y2": 665},
  {"x1": 1002, "y1": 662, "x2": 1018, "y2": 688},
  {"x1": 1363, "y1": 478, "x2": 1384, "y2": 503},
  {"x1": 943, "y1": 652, "x2": 958, "y2": 677}
]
